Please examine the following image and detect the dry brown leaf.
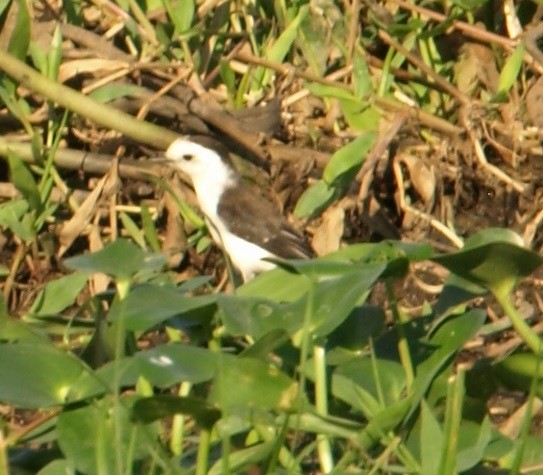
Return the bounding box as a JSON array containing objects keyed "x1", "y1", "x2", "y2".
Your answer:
[
  {"x1": 58, "y1": 59, "x2": 130, "y2": 83},
  {"x1": 397, "y1": 154, "x2": 436, "y2": 205},
  {"x1": 87, "y1": 225, "x2": 110, "y2": 296},
  {"x1": 57, "y1": 175, "x2": 107, "y2": 257},
  {"x1": 311, "y1": 205, "x2": 345, "y2": 256}
]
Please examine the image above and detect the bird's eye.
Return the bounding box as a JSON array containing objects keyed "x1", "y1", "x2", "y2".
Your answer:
[{"x1": 182, "y1": 154, "x2": 194, "y2": 161}]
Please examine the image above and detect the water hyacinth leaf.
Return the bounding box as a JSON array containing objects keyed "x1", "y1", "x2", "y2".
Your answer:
[
  {"x1": 323, "y1": 132, "x2": 377, "y2": 184},
  {"x1": 65, "y1": 238, "x2": 165, "y2": 279},
  {"x1": 137, "y1": 344, "x2": 221, "y2": 386},
  {"x1": 210, "y1": 356, "x2": 297, "y2": 411},
  {"x1": 0, "y1": 343, "x2": 83, "y2": 407},
  {"x1": 132, "y1": 395, "x2": 221, "y2": 428},
  {"x1": 294, "y1": 179, "x2": 336, "y2": 218},
  {"x1": 109, "y1": 284, "x2": 216, "y2": 332},
  {"x1": 29, "y1": 272, "x2": 88, "y2": 317},
  {"x1": 218, "y1": 295, "x2": 306, "y2": 339},
  {"x1": 431, "y1": 228, "x2": 543, "y2": 295}
]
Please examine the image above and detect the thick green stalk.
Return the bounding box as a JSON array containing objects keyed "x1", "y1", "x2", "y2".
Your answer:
[{"x1": 0, "y1": 49, "x2": 179, "y2": 150}]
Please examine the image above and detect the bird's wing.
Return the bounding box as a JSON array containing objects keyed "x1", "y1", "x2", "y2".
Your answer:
[{"x1": 217, "y1": 182, "x2": 313, "y2": 259}]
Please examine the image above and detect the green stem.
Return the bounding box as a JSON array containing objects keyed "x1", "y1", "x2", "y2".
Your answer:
[
  {"x1": 113, "y1": 278, "x2": 131, "y2": 475},
  {"x1": 313, "y1": 344, "x2": 333, "y2": 473},
  {"x1": 438, "y1": 367, "x2": 465, "y2": 475},
  {"x1": 195, "y1": 428, "x2": 211, "y2": 475},
  {"x1": 0, "y1": 50, "x2": 178, "y2": 150},
  {"x1": 385, "y1": 279, "x2": 414, "y2": 389},
  {"x1": 495, "y1": 291, "x2": 543, "y2": 355}
]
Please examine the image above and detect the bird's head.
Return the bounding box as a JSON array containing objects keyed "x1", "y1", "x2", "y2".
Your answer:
[{"x1": 165, "y1": 137, "x2": 235, "y2": 185}]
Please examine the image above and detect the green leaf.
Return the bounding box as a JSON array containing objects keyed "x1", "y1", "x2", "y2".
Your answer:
[
  {"x1": 29, "y1": 272, "x2": 88, "y2": 317},
  {"x1": 88, "y1": 84, "x2": 143, "y2": 103},
  {"x1": 305, "y1": 82, "x2": 357, "y2": 101},
  {"x1": 47, "y1": 24, "x2": 62, "y2": 81},
  {"x1": 323, "y1": 132, "x2": 377, "y2": 184},
  {"x1": 333, "y1": 357, "x2": 406, "y2": 415},
  {"x1": 132, "y1": 395, "x2": 220, "y2": 428},
  {"x1": 65, "y1": 239, "x2": 165, "y2": 280},
  {"x1": 37, "y1": 460, "x2": 76, "y2": 475},
  {"x1": 420, "y1": 400, "x2": 444, "y2": 475},
  {"x1": 496, "y1": 42, "x2": 525, "y2": 98},
  {"x1": 407, "y1": 310, "x2": 486, "y2": 420},
  {"x1": 293, "y1": 179, "x2": 335, "y2": 218},
  {"x1": 162, "y1": 0, "x2": 194, "y2": 33},
  {"x1": 432, "y1": 229, "x2": 543, "y2": 296},
  {"x1": 57, "y1": 397, "x2": 157, "y2": 474},
  {"x1": 111, "y1": 284, "x2": 216, "y2": 332},
  {"x1": 210, "y1": 356, "x2": 297, "y2": 411},
  {"x1": 340, "y1": 98, "x2": 381, "y2": 130},
  {"x1": 0, "y1": 199, "x2": 34, "y2": 242},
  {"x1": 8, "y1": 0, "x2": 30, "y2": 60},
  {"x1": 456, "y1": 418, "x2": 492, "y2": 471},
  {"x1": 0, "y1": 343, "x2": 84, "y2": 407},
  {"x1": 8, "y1": 150, "x2": 42, "y2": 212},
  {"x1": 353, "y1": 52, "x2": 373, "y2": 99}
]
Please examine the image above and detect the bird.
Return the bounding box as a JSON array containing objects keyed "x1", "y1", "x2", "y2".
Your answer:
[{"x1": 164, "y1": 135, "x2": 313, "y2": 281}]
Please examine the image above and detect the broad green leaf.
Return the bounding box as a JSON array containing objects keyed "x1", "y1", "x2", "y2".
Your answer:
[
  {"x1": 496, "y1": 42, "x2": 525, "y2": 98},
  {"x1": 137, "y1": 344, "x2": 221, "y2": 386},
  {"x1": 333, "y1": 357, "x2": 406, "y2": 416},
  {"x1": 57, "y1": 397, "x2": 157, "y2": 474},
  {"x1": 494, "y1": 352, "x2": 543, "y2": 394},
  {"x1": 293, "y1": 179, "x2": 335, "y2": 218},
  {"x1": 407, "y1": 310, "x2": 486, "y2": 420},
  {"x1": 420, "y1": 400, "x2": 443, "y2": 475},
  {"x1": 323, "y1": 132, "x2": 377, "y2": 184},
  {"x1": 457, "y1": 418, "x2": 492, "y2": 471},
  {"x1": 37, "y1": 460, "x2": 76, "y2": 475},
  {"x1": 0, "y1": 314, "x2": 47, "y2": 342},
  {"x1": 8, "y1": 0, "x2": 30, "y2": 60},
  {"x1": 8, "y1": 150, "x2": 41, "y2": 212},
  {"x1": 132, "y1": 395, "x2": 220, "y2": 428},
  {"x1": 0, "y1": 343, "x2": 84, "y2": 407},
  {"x1": 110, "y1": 284, "x2": 216, "y2": 332},
  {"x1": 432, "y1": 229, "x2": 543, "y2": 296},
  {"x1": 29, "y1": 272, "x2": 88, "y2": 317},
  {"x1": 65, "y1": 238, "x2": 165, "y2": 279},
  {"x1": 210, "y1": 356, "x2": 297, "y2": 411}
]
